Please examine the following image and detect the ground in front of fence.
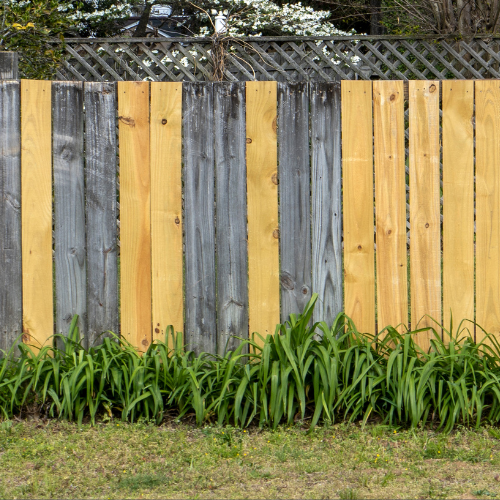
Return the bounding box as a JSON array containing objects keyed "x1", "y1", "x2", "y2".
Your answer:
[{"x1": 1, "y1": 421, "x2": 499, "y2": 499}]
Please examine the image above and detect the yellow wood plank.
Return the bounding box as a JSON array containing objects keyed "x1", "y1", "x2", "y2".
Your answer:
[
  {"x1": 246, "y1": 81, "x2": 279, "y2": 341},
  {"x1": 150, "y1": 82, "x2": 183, "y2": 347},
  {"x1": 442, "y1": 80, "x2": 474, "y2": 334},
  {"x1": 373, "y1": 80, "x2": 408, "y2": 333},
  {"x1": 21, "y1": 80, "x2": 53, "y2": 348},
  {"x1": 409, "y1": 81, "x2": 441, "y2": 350},
  {"x1": 476, "y1": 81, "x2": 500, "y2": 343},
  {"x1": 118, "y1": 81, "x2": 152, "y2": 350},
  {"x1": 342, "y1": 80, "x2": 375, "y2": 335}
]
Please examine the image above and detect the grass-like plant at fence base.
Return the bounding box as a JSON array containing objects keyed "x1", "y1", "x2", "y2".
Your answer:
[{"x1": 2, "y1": 293, "x2": 500, "y2": 433}]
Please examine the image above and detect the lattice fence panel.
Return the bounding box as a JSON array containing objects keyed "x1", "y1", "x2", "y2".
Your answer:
[{"x1": 49, "y1": 36, "x2": 500, "y2": 83}]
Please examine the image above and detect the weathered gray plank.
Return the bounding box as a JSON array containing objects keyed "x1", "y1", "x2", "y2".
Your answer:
[
  {"x1": 214, "y1": 82, "x2": 248, "y2": 354},
  {"x1": 311, "y1": 82, "x2": 343, "y2": 327},
  {"x1": 53, "y1": 82, "x2": 87, "y2": 342},
  {"x1": 84, "y1": 82, "x2": 119, "y2": 346},
  {"x1": 0, "y1": 52, "x2": 18, "y2": 79},
  {"x1": 183, "y1": 83, "x2": 217, "y2": 355},
  {"x1": 278, "y1": 82, "x2": 312, "y2": 323},
  {"x1": 0, "y1": 81, "x2": 21, "y2": 354}
]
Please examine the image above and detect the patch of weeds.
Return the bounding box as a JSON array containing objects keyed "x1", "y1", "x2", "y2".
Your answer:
[
  {"x1": 117, "y1": 473, "x2": 171, "y2": 490},
  {"x1": 473, "y1": 490, "x2": 498, "y2": 498},
  {"x1": 338, "y1": 487, "x2": 359, "y2": 500}
]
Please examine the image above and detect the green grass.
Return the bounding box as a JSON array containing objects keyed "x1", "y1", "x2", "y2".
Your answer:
[
  {"x1": 1, "y1": 420, "x2": 500, "y2": 499},
  {"x1": 2, "y1": 294, "x2": 500, "y2": 432}
]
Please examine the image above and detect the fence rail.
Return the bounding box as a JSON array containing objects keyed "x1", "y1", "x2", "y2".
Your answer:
[
  {"x1": 49, "y1": 36, "x2": 500, "y2": 83},
  {"x1": 0, "y1": 79, "x2": 496, "y2": 355}
]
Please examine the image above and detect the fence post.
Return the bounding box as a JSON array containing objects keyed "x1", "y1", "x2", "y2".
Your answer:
[{"x1": 0, "y1": 52, "x2": 18, "y2": 79}]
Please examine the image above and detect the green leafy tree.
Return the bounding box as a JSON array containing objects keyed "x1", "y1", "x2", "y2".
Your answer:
[{"x1": 0, "y1": 0, "x2": 78, "y2": 78}]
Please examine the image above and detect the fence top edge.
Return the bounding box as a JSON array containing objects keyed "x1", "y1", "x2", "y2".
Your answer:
[{"x1": 47, "y1": 34, "x2": 500, "y2": 44}]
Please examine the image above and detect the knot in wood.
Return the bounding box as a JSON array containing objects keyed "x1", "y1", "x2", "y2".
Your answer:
[
  {"x1": 155, "y1": 328, "x2": 160, "y2": 334},
  {"x1": 22, "y1": 334, "x2": 30, "y2": 343},
  {"x1": 118, "y1": 116, "x2": 135, "y2": 127},
  {"x1": 280, "y1": 272, "x2": 294, "y2": 290},
  {"x1": 390, "y1": 94, "x2": 396, "y2": 101},
  {"x1": 425, "y1": 223, "x2": 430, "y2": 228},
  {"x1": 271, "y1": 173, "x2": 278, "y2": 185},
  {"x1": 142, "y1": 339, "x2": 149, "y2": 347},
  {"x1": 175, "y1": 216, "x2": 180, "y2": 225},
  {"x1": 273, "y1": 229, "x2": 279, "y2": 239},
  {"x1": 429, "y1": 84, "x2": 437, "y2": 93},
  {"x1": 246, "y1": 138, "x2": 252, "y2": 144},
  {"x1": 161, "y1": 118, "x2": 168, "y2": 125}
]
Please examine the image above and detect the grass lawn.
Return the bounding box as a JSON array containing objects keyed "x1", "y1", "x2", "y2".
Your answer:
[{"x1": 1, "y1": 420, "x2": 500, "y2": 499}]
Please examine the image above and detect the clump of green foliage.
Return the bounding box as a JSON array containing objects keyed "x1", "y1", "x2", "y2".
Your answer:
[{"x1": 1, "y1": 294, "x2": 500, "y2": 433}]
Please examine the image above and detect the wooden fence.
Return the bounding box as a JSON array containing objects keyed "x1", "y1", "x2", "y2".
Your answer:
[{"x1": 0, "y1": 79, "x2": 497, "y2": 355}]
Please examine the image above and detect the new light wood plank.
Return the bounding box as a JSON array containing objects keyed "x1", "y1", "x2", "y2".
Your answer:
[
  {"x1": 342, "y1": 80, "x2": 375, "y2": 335},
  {"x1": 118, "y1": 81, "x2": 152, "y2": 351},
  {"x1": 311, "y1": 82, "x2": 343, "y2": 327},
  {"x1": 278, "y1": 82, "x2": 311, "y2": 323},
  {"x1": 246, "y1": 81, "x2": 279, "y2": 341},
  {"x1": 214, "y1": 82, "x2": 249, "y2": 354},
  {"x1": 0, "y1": 81, "x2": 21, "y2": 354},
  {"x1": 409, "y1": 81, "x2": 441, "y2": 349},
  {"x1": 53, "y1": 82, "x2": 87, "y2": 341},
  {"x1": 183, "y1": 83, "x2": 216, "y2": 354},
  {"x1": 21, "y1": 80, "x2": 53, "y2": 347},
  {"x1": 476, "y1": 81, "x2": 500, "y2": 343},
  {"x1": 85, "y1": 82, "x2": 119, "y2": 347},
  {"x1": 373, "y1": 80, "x2": 408, "y2": 333},
  {"x1": 150, "y1": 82, "x2": 183, "y2": 347},
  {"x1": 442, "y1": 80, "x2": 474, "y2": 333}
]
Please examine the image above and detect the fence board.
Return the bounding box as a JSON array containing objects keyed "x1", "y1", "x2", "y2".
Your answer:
[
  {"x1": 85, "y1": 82, "x2": 118, "y2": 346},
  {"x1": 246, "y1": 81, "x2": 280, "y2": 341},
  {"x1": 21, "y1": 80, "x2": 53, "y2": 347},
  {"x1": 342, "y1": 81, "x2": 375, "y2": 335},
  {"x1": 118, "y1": 81, "x2": 152, "y2": 350},
  {"x1": 310, "y1": 82, "x2": 343, "y2": 327},
  {"x1": 476, "y1": 81, "x2": 500, "y2": 342},
  {"x1": 442, "y1": 81, "x2": 474, "y2": 331},
  {"x1": 150, "y1": 82, "x2": 183, "y2": 346},
  {"x1": 183, "y1": 83, "x2": 216, "y2": 354},
  {"x1": 373, "y1": 80, "x2": 408, "y2": 333},
  {"x1": 409, "y1": 81, "x2": 441, "y2": 349},
  {"x1": 0, "y1": 81, "x2": 21, "y2": 353},
  {"x1": 214, "y1": 82, "x2": 249, "y2": 354},
  {"x1": 278, "y1": 82, "x2": 311, "y2": 323},
  {"x1": 53, "y1": 82, "x2": 86, "y2": 341}
]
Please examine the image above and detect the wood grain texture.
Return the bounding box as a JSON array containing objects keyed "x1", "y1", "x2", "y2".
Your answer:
[
  {"x1": 85, "y1": 82, "x2": 119, "y2": 346},
  {"x1": 476, "y1": 81, "x2": 500, "y2": 342},
  {"x1": 0, "y1": 81, "x2": 21, "y2": 354},
  {"x1": 246, "y1": 81, "x2": 280, "y2": 341},
  {"x1": 183, "y1": 83, "x2": 216, "y2": 354},
  {"x1": 442, "y1": 80, "x2": 474, "y2": 332},
  {"x1": 342, "y1": 80, "x2": 375, "y2": 335},
  {"x1": 373, "y1": 80, "x2": 408, "y2": 333},
  {"x1": 409, "y1": 81, "x2": 441, "y2": 349},
  {"x1": 53, "y1": 82, "x2": 87, "y2": 341},
  {"x1": 118, "y1": 81, "x2": 152, "y2": 350},
  {"x1": 214, "y1": 82, "x2": 249, "y2": 354},
  {"x1": 150, "y1": 82, "x2": 183, "y2": 346},
  {"x1": 21, "y1": 79, "x2": 53, "y2": 347},
  {"x1": 310, "y1": 82, "x2": 342, "y2": 327},
  {"x1": 278, "y1": 82, "x2": 311, "y2": 323},
  {"x1": 0, "y1": 52, "x2": 18, "y2": 79}
]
